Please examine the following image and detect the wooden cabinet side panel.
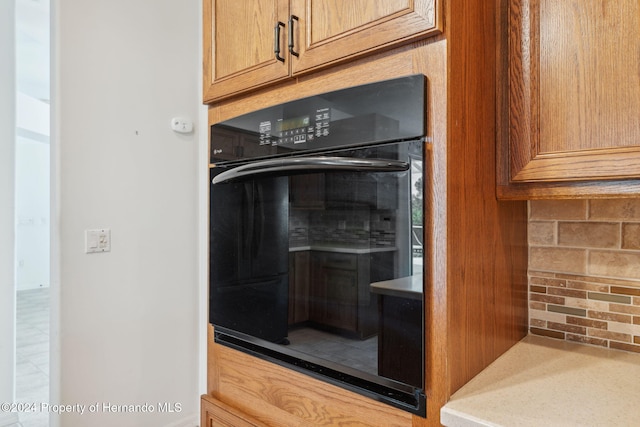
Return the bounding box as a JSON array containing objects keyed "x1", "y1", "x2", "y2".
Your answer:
[
  {"x1": 411, "y1": 40, "x2": 448, "y2": 427},
  {"x1": 446, "y1": 0, "x2": 529, "y2": 397}
]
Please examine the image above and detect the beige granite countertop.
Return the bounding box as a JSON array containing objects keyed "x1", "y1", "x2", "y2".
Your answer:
[{"x1": 441, "y1": 334, "x2": 640, "y2": 427}]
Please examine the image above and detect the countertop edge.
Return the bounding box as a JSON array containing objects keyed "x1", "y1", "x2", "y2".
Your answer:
[
  {"x1": 440, "y1": 334, "x2": 640, "y2": 427},
  {"x1": 370, "y1": 274, "x2": 423, "y2": 300},
  {"x1": 441, "y1": 407, "x2": 499, "y2": 427}
]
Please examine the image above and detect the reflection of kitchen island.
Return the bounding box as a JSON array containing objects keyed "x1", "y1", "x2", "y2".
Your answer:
[{"x1": 371, "y1": 275, "x2": 423, "y2": 387}]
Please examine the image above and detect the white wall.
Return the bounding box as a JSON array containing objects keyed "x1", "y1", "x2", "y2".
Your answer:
[
  {"x1": 0, "y1": 0, "x2": 18, "y2": 425},
  {"x1": 53, "y1": 0, "x2": 201, "y2": 426}
]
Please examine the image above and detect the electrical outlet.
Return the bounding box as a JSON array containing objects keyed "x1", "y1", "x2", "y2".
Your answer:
[{"x1": 85, "y1": 229, "x2": 111, "y2": 254}]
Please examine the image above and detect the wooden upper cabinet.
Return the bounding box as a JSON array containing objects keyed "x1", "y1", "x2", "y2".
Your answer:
[
  {"x1": 503, "y1": 0, "x2": 640, "y2": 184},
  {"x1": 289, "y1": 0, "x2": 440, "y2": 75},
  {"x1": 203, "y1": 0, "x2": 290, "y2": 102},
  {"x1": 203, "y1": 0, "x2": 441, "y2": 103}
]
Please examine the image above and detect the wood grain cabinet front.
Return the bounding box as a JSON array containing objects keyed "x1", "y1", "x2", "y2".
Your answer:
[
  {"x1": 201, "y1": 395, "x2": 268, "y2": 427},
  {"x1": 498, "y1": 0, "x2": 640, "y2": 198},
  {"x1": 203, "y1": 0, "x2": 441, "y2": 102}
]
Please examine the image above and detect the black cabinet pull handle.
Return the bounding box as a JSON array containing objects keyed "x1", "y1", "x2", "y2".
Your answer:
[
  {"x1": 275, "y1": 21, "x2": 285, "y2": 62},
  {"x1": 289, "y1": 15, "x2": 299, "y2": 57}
]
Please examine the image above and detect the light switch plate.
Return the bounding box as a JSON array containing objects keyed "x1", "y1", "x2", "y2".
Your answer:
[{"x1": 85, "y1": 228, "x2": 111, "y2": 253}]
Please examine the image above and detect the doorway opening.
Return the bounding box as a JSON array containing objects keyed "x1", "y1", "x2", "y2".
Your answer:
[{"x1": 15, "y1": 0, "x2": 50, "y2": 425}]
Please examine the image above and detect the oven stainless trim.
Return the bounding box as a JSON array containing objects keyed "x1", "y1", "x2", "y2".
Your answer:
[{"x1": 212, "y1": 156, "x2": 410, "y2": 184}]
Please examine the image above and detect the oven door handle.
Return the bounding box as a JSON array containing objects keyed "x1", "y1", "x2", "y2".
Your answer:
[{"x1": 212, "y1": 156, "x2": 409, "y2": 184}]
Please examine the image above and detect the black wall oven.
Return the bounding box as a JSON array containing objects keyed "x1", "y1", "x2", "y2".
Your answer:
[{"x1": 209, "y1": 75, "x2": 427, "y2": 415}]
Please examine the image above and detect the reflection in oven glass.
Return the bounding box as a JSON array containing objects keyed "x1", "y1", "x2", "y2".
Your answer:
[{"x1": 285, "y1": 142, "x2": 423, "y2": 389}]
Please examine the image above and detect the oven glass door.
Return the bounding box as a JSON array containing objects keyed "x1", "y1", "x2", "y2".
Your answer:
[{"x1": 209, "y1": 139, "x2": 425, "y2": 412}]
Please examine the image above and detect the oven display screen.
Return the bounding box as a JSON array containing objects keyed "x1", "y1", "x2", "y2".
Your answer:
[{"x1": 277, "y1": 115, "x2": 310, "y2": 132}]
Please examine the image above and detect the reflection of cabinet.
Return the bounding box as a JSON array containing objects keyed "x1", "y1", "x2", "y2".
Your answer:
[
  {"x1": 210, "y1": 126, "x2": 268, "y2": 164},
  {"x1": 290, "y1": 171, "x2": 397, "y2": 210},
  {"x1": 310, "y1": 252, "x2": 368, "y2": 337},
  {"x1": 288, "y1": 251, "x2": 310, "y2": 325},
  {"x1": 289, "y1": 175, "x2": 324, "y2": 209},
  {"x1": 310, "y1": 251, "x2": 393, "y2": 339},
  {"x1": 203, "y1": 0, "x2": 441, "y2": 102},
  {"x1": 325, "y1": 173, "x2": 397, "y2": 210},
  {"x1": 317, "y1": 258, "x2": 359, "y2": 332},
  {"x1": 498, "y1": 0, "x2": 640, "y2": 197}
]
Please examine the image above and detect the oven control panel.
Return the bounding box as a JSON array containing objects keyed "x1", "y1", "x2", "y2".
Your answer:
[
  {"x1": 210, "y1": 74, "x2": 425, "y2": 164},
  {"x1": 259, "y1": 107, "x2": 331, "y2": 147}
]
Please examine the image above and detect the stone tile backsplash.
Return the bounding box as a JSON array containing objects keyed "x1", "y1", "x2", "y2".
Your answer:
[
  {"x1": 289, "y1": 208, "x2": 396, "y2": 248},
  {"x1": 528, "y1": 199, "x2": 640, "y2": 353}
]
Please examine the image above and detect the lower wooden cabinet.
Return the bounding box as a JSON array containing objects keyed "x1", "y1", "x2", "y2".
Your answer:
[{"x1": 201, "y1": 395, "x2": 267, "y2": 427}]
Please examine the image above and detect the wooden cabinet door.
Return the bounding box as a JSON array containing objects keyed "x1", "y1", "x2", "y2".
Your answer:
[
  {"x1": 505, "y1": 0, "x2": 640, "y2": 183},
  {"x1": 201, "y1": 395, "x2": 267, "y2": 427},
  {"x1": 289, "y1": 0, "x2": 441, "y2": 75},
  {"x1": 203, "y1": 0, "x2": 290, "y2": 102},
  {"x1": 204, "y1": 0, "x2": 441, "y2": 102}
]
